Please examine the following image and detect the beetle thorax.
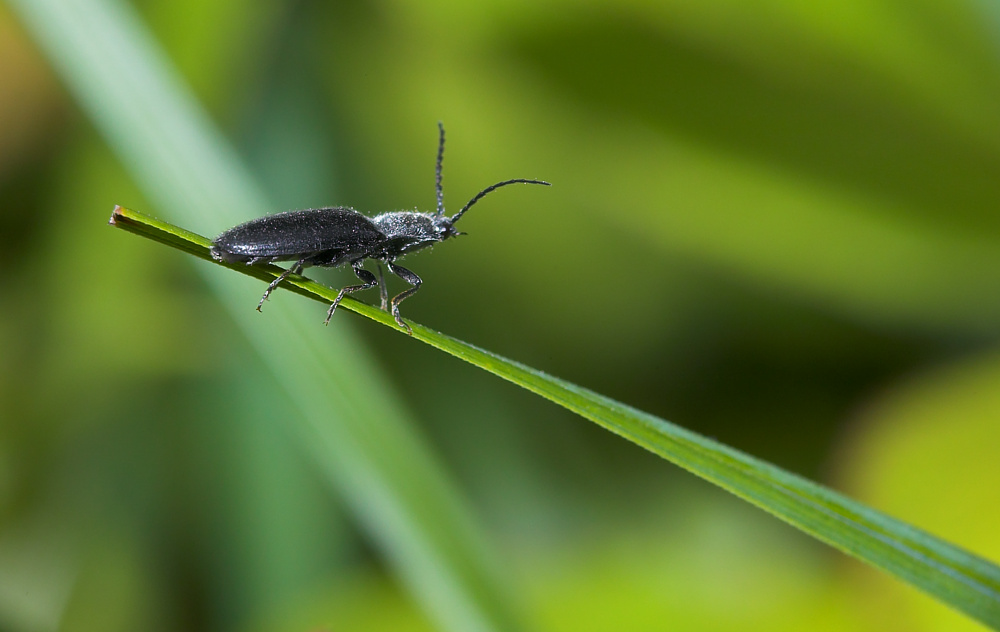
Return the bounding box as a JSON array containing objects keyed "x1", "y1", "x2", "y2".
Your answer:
[{"x1": 374, "y1": 212, "x2": 449, "y2": 242}]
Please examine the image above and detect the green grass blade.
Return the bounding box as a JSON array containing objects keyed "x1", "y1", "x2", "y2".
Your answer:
[
  {"x1": 8, "y1": 0, "x2": 526, "y2": 630},
  {"x1": 111, "y1": 204, "x2": 1000, "y2": 629}
]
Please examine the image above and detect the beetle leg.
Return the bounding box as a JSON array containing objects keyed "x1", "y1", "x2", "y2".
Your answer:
[
  {"x1": 257, "y1": 257, "x2": 307, "y2": 312},
  {"x1": 377, "y1": 264, "x2": 388, "y2": 311},
  {"x1": 325, "y1": 260, "x2": 379, "y2": 325},
  {"x1": 386, "y1": 262, "x2": 422, "y2": 335}
]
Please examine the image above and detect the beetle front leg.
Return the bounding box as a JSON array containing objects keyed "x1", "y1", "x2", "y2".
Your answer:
[
  {"x1": 325, "y1": 260, "x2": 379, "y2": 325},
  {"x1": 386, "y1": 262, "x2": 422, "y2": 335},
  {"x1": 257, "y1": 257, "x2": 307, "y2": 312}
]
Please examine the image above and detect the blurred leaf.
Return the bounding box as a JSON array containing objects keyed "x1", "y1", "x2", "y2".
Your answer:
[
  {"x1": 0, "y1": 521, "x2": 74, "y2": 632},
  {"x1": 524, "y1": 497, "x2": 851, "y2": 632},
  {"x1": 512, "y1": 12, "x2": 1000, "y2": 233},
  {"x1": 500, "y1": 4, "x2": 1000, "y2": 335},
  {"x1": 255, "y1": 571, "x2": 435, "y2": 632},
  {"x1": 6, "y1": 0, "x2": 526, "y2": 630},
  {"x1": 309, "y1": 0, "x2": 1000, "y2": 336},
  {"x1": 111, "y1": 205, "x2": 1000, "y2": 629},
  {"x1": 839, "y1": 351, "x2": 1000, "y2": 631}
]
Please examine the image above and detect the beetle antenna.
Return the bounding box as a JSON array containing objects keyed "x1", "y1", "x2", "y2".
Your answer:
[
  {"x1": 450, "y1": 179, "x2": 550, "y2": 224},
  {"x1": 435, "y1": 122, "x2": 446, "y2": 217}
]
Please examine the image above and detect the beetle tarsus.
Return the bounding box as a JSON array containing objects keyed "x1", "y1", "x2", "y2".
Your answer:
[{"x1": 396, "y1": 317, "x2": 413, "y2": 336}]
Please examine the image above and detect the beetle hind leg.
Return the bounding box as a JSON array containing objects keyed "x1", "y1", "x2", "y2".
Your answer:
[
  {"x1": 257, "y1": 257, "x2": 307, "y2": 312},
  {"x1": 325, "y1": 260, "x2": 379, "y2": 325}
]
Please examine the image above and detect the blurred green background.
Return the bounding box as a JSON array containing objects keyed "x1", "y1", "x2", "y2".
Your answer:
[{"x1": 2, "y1": 0, "x2": 1000, "y2": 630}]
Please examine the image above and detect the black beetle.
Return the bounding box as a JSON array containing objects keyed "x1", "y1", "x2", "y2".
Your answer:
[{"x1": 210, "y1": 123, "x2": 549, "y2": 334}]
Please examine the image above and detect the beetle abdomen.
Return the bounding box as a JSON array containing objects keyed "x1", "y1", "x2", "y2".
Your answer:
[{"x1": 211, "y1": 207, "x2": 386, "y2": 263}]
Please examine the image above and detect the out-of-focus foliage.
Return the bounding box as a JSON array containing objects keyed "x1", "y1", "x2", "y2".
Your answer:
[
  {"x1": 1, "y1": 0, "x2": 999, "y2": 630},
  {"x1": 840, "y1": 353, "x2": 1000, "y2": 631}
]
